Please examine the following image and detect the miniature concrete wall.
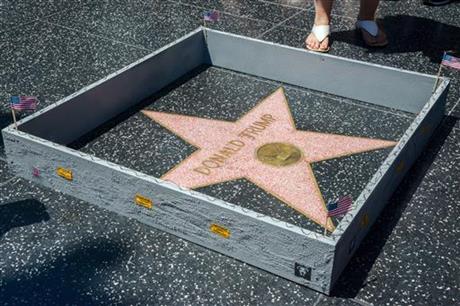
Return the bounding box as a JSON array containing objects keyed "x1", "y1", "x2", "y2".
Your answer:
[
  {"x1": 206, "y1": 30, "x2": 436, "y2": 114},
  {"x1": 3, "y1": 28, "x2": 450, "y2": 295},
  {"x1": 329, "y1": 79, "x2": 449, "y2": 288},
  {"x1": 2, "y1": 128, "x2": 336, "y2": 293},
  {"x1": 18, "y1": 28, "x2": 439, "y2": 147},
  {"x1": 19, "y1": 29, "x2": 209, "y2": 145}
]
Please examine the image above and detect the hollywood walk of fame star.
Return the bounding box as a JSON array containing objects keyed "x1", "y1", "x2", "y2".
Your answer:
[{"x1": 142, "y1": 88, "x2": 396, "y2": 231}]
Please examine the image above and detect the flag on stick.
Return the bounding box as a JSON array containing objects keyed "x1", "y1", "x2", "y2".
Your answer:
[
  {"x1": 441, "y1": 51, "x2": 460, "y2": 70},
  {"x1": 433, "y1": 51, "x2": 459, "y2": 92},
  {"x1": 203, "y1": 10, "x2": 220, "y2": 22},
  {"x1": 327, "y1": 195, "x2": 353, "y2": 217},
  {"x1": 10, "y1": 95, "x2": 38, "y2": 111},
  {"x1": 9, "y1": 95, "x2": 39, "y2": 129}
]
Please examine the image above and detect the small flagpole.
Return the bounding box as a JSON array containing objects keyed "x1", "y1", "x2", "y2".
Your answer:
[
  {"x1": 324, "y1": 215, "x2": 328, "y2": 236},
  {"x1": 203, "y1": 11, "x2": 208, "y2": 41},
  {"x1": 10, "y1": 105, "x2": 18, "y2": 129},
  {"x1": 432, "y1": 64, "x2": 443, "y2": 93}
]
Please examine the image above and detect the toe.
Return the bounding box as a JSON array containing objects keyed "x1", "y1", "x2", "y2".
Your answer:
[
  {"x1": 306, "y1": 32, "x2": 329, "y2": 51},
  {"x1": 306, "y1": 33, "x2": 315, "y2": 48},
  {"x1": 306, "y1": 33, "x2": 321, "y2": 50},
  {"x1": 319, "y1": 37, "x2": 329, "y2": 50},
  {"x1": 312, "y1": 39, "x2": 320, "y2": 50}
]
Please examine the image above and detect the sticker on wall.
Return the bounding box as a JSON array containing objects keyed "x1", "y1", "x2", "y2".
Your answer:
[
  {"x1": 209, "y1": 223, "x2": 231, "y2": 239},
  {"x1": 135, "y1": 194, "x2": 153, "y2": 209},
  {"x1": 294, "y1": 263, "x2": 311, "y2": 281},
  {"x1": 32, "y1": 167, "x2": 40, "y2": 177},
  {"x1": 360, "y1": 213, "x2": 369, "y2": 228},
  {"x1": 56, "y1": 167, "x2": 73, "y2": 181}
]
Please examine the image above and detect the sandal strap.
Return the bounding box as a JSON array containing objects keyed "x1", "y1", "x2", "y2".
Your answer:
[
  {"x1": 311, "y1": 25, "x2": 330, "y2": 42},
  {"x1": 356, "y1": 20, "x2": 379, "y2": 37}
]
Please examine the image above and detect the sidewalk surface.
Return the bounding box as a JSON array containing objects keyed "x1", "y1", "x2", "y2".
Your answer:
[{"x1": 0, "y1": 1, "x2": 459, "y2": 305}]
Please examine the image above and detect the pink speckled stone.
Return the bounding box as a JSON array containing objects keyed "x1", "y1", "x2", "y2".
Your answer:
[{"x1": 142, "y1": 88, "x2": 396, "y2": 231}]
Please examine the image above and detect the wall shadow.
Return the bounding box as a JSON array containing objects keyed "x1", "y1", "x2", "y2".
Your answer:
[
  {"x1": 0, "y1": 237, "x2": 131, "y2": 304},
  {"x1": 333, "y1": 14, "x2": 460, "y2": 64},
  {"x1": 0, "y1": 199, "x2": 50, "y2": 238},
  {"x1": 68, "y1": 64, "x2": 211, "y2": 150},
  {"x1": 330, "y1": 115, "x2": 458, "y2": 298}
]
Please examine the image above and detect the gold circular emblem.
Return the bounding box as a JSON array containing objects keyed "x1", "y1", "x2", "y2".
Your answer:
[{"x1": 256, "y1": 142, "x2": 302, "y2": 167}]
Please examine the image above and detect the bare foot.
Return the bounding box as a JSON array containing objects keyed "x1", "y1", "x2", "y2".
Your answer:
[{"x1": 305, "y1": 32, "x2": 329, "y2": 51}]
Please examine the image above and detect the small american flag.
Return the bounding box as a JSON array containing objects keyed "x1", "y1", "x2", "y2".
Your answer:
[
  {"x1": 203, "y1": 10, "x2": 220, "y2": 22},
  {"x1": 441, "y1": 52, "x2": 460, "y2": 70},
  {"x1": 10, "y1": 95, "x2": 38, "y2": 111},
  {"x1": 327, "y1": 195, "x2": 353, "y2": 217}
]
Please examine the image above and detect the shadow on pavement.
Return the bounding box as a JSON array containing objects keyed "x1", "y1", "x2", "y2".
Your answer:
[
  {"x1": 0, "y1": 237, "x2": 131, "y2": 304},
  {"x1": 333, "y1": 14, "x2": 460, "y2": 64},
  {"x1": 0, "y1": 199, "x2": 50, "y2": 238}
]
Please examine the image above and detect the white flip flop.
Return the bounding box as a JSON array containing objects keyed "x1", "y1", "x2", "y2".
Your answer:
[
  {"x1": 306, "y1": 24, "x2": 331, "y2": 53},
  {"x1": 356, "y1": 20, "x2": 379, "y2": 36}
]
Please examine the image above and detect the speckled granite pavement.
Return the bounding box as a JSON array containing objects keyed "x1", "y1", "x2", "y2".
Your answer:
[{"x1": 1, "y1": 0, "x2": 459, "y2": 305}]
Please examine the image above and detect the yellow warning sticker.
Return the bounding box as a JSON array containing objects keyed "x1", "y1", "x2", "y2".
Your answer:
[
  {"x1": 395, "y1": 160, "x2": 405, "y2": 173},
  {"x1": 56, "y1": 167, "x2": 73, "y2": 181},
  {"x1": 209, "y1": 223, "x2": 231, "y2": 239},
  {"x1": 360, "y1": 213, "x2": 369, "y2": 228},
  {"x1": 135, "y1": 194, "x2": 153, "y2": 209}
]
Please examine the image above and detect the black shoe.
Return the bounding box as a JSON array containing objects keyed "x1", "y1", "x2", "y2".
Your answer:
[{"x1": 423, "y1": 0, "x2": 452, "y2": 5}]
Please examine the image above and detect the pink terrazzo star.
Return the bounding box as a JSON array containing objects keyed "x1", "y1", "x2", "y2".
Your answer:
[{"x1": 142, "y1": 88, "x2": 397, "y2": 231}]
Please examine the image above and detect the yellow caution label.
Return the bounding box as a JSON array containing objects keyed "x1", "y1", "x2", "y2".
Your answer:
[
  {"x1": 395, "y1": 160, "x2": 405, "y2": 173},
  {"x1": 209, "y1": 223, "x2": 230, "y2": 239},
  {"x1": 56, "y1": 167, "x2": 73, "y2": 181},
  {"x1": 360, "y1": 213, "x2": 369, "y2": 228},
  {"x1": 135, "y1": 194, "x2": 153, "y2": 209}
]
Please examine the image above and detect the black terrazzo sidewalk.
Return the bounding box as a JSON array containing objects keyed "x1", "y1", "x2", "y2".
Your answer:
[{"x1": 1, "y1": 0, "x2": 459, "y2": 305}]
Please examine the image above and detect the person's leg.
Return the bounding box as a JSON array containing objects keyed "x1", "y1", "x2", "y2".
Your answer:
[
  {"x1": 358, "y1": 0, "x2": 379, "y2": 21},
  {"x1": 356, "y1": 0, "x2": 388, "y2": 47},
  {"x1": 305, "y1": 0, "x2": 334, "y2": 51}
]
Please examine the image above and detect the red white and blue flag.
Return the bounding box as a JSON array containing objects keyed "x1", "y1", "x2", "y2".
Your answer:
[
  {"x1": 10, "y1": 95, "x2": 38, "y2": 111},
  {"x1": 441, "y1": 52, "x2": 460, "y2": 70},
  {"x1": 203, "y1": 10, "x2": 220, "y2": 22},
  {"x1": 327, "y1": 195, "x2": 353, "y2": 217}
]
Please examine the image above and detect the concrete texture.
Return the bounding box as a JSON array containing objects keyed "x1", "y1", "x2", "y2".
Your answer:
[{"x1": 0, "y1": 0, "x2": 459, "y2": 304}]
